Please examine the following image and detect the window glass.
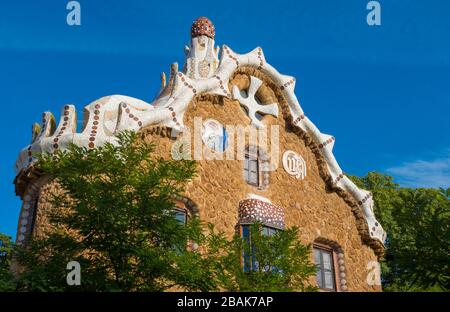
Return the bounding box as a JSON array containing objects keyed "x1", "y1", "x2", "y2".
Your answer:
[
  {"x1": 322, "y1": 252, "x2": 332, "y2": 270},
  {"x1": 244, "y1": 154, "x2": 259, "y2": 186},
  {"x1": 202, "y1": 119, "x2": 228, "y2": 152},
  {"x1": 242, "y1": 225, "x2": 280, "y2": 272},
  {"x1": 324, "y1": 271, "x2": 334, "y2": 289},
  {"x1": 174, "y1": 208, "x2": 187, "y2": 225},
  {"x1": 313, "y1": 246, "x2": 336, "y2": 291},
  {"x1": 242, "y1": 225, "x2": 251, "y2": 272}
]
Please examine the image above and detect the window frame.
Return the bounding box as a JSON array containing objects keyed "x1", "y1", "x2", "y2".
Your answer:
[
  {"x1": 313, "y1": 243, "x2": 338, "y2": 292},
  {"x1": 29, "y1": 196, "x2": 39, "y2": 239},
  {"x1": 172, "y1": 198, "x2": 190, "y2": 226},
  {"x1": 173, "y1": 207, "x2": 188, "y2": 225},
  {"x1": 244, "y1": 152, "x2": 260, "y2": 187},
  {"x1": 240, "y1": 224, "x2": 280, "y2": 272}
]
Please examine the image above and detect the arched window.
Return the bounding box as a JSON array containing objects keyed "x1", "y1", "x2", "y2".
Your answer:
[
  {"x1": 171, "y1": 195, "x2": 199, "y2": 226},
  {"x1": 313, "y1": 238, "x2": 347, "y2": 292},
  {"x1": 313, "y1": 244, "x2": 336, "y2": 291},
  {"x1": 202, "y1": 118, "x2": 228, "y2": 153}
]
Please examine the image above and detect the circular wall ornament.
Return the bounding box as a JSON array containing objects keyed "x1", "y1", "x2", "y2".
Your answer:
[
  {"x1": 282, "y1": 150, "x2": 307, "y2": 180},
  {"x1": 202, "y1": 119, "x2": 228, "y2": 152}
]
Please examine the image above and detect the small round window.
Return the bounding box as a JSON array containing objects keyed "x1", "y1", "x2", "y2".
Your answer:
[{"x1": 202, "y1": 119, "x2": 228, "y2": 152}]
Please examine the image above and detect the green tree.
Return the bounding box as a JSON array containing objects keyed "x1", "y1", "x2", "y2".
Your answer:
[
  {"x1": 15, "y1": 131, "x2": 197, "y2": 291},
  {"x1": 0, "y1": 233, "x2": 16, "y2": 291},
  {"x1": 173, "y1": 223, "x2": 317, "y2": 292},
  {"x1": 14, "y1": 131, "x2": 316, "y2": 292},
  {"x1": 348, "y1": 172, "x2": 450, "y2": 291}
]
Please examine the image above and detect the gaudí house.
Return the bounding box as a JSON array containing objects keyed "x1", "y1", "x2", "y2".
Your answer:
[{"x1": 13, "y1": 17, "x2": 386, "y2": 291}]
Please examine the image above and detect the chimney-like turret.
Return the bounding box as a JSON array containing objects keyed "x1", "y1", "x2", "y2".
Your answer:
[{"x1": 183, "y1": 17, "x2": 219, "y2": 79}]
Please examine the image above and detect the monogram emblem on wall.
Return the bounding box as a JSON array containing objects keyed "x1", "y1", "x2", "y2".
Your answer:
[{"x1": 282, "y1": 150, "x2": 307, "y2": 180}]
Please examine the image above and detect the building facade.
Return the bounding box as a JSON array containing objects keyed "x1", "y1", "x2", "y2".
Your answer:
[{"x1": 14, "y1": 17, "x2": 385, "y2": 291}]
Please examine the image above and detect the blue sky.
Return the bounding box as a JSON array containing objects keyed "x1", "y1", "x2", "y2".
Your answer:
[{"x1": 0, "y1": 0, "x2": 449, "y2": 238}]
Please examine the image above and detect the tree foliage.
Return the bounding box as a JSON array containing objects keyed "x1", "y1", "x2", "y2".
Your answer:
[
  {"x1": 11, "y1": 131, "x2": 316, "y2": 292},
  {"x1": 0, "y1": 233, "x2": 16, "y2": 291},
  {"x1": 348, "y1": 172, "x2": 450, "y2": 291},
  {"x1": 176, "y1": 223, "x2": 317, "y2": 292},
  {"x1": 16, "y1": 131, "x2": 199, "y2": 291}
]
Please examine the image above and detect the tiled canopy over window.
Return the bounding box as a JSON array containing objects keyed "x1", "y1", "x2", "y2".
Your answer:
[{"x1": 238, "y1": 196, "x2": 285, "y2": 230}]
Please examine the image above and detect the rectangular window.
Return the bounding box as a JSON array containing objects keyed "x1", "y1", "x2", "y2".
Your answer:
[
  {"x1": 242, "y1": 225, "x2": 252, "y2": 272},
  {"x1": 244, "y1": 154, "x2": 259, "y2": 186},
  {"x1": 30, "y1": 197, "x2": 39, "y2": 232},
  {"x1": 242, "y1": 224, "x2": 279, "y2": 272},
  {"x1": 313, "y1": 246, "x2": 336, "y2": 291}
]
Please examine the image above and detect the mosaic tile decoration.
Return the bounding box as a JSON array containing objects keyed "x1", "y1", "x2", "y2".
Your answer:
[
  {"x1": 238, "y1": 198, "x2": 285, "y2": 230},
  {"x1": 191, "y1": 16, "x2": 215, "y2": 39}
]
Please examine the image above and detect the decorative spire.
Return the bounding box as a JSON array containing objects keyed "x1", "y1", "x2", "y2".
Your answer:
[
  {"x1": 184, "y1": 17, "x2": 219, "y2": 79},
  {"x1": 191, "y1": 17, "x2": 215, "y2": 39}
]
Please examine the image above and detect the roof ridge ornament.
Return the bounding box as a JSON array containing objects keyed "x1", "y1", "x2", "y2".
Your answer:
[{"x1": 183, "y1": 17, "x2": 219, "y2": 79}]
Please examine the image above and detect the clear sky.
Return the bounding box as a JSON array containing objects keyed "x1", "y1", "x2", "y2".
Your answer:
[{"x1": 1, "y1": 0, "x2": 449, "y2": 238}]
